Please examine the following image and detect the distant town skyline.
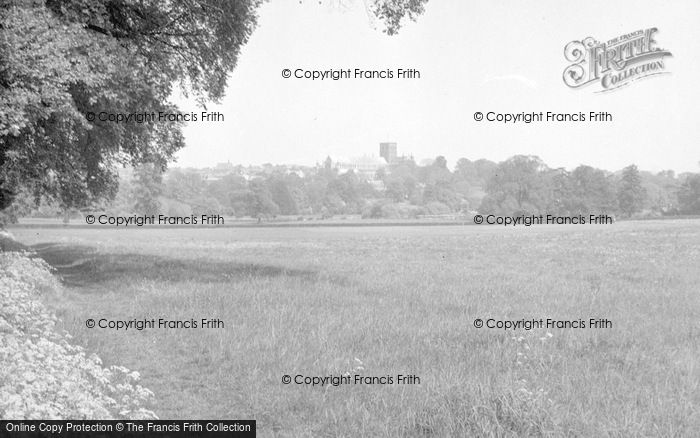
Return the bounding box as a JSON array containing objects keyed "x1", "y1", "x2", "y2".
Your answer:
[{"x1": 172, "y1": 0, "x2": 700, "y2": 174}]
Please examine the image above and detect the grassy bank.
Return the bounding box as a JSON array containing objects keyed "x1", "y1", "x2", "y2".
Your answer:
[{"x1": 0, "y1": 235, "x2": 156, "y2": 420}]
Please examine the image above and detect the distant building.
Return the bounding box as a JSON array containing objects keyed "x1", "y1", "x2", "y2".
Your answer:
[
  {"x1": 379, "y1": 142, "x2": 397, "y2": 164},
  {"x1": 215, "y1": 161, "x2": 234, "y2": 171},
  {"x1": 334, "y1": 155, "x2": 387, "y2": 180},
  {"x1": 325, "y1": 142, "x2": 416, "y2": 180}
]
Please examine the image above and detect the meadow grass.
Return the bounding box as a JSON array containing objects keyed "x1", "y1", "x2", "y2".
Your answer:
[{"x1": 9, "y1": 220, "x2": 700, "y2": 436}]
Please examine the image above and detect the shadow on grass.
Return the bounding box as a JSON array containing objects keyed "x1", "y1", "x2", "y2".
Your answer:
[
  {"x1": 32, "y1": 242, "x2": 334, "y2": 288},
  {"x1": 0, "y1": 233, "x2": 28, "y2": 252}
]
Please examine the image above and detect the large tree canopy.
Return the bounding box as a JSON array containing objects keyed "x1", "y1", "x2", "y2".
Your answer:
[
  {"x1": 0, "y1": 0, "x2": 428, "y2": 215},
  {"x1": 0, "y1": 0, "x2": 262, "y2": 211}
]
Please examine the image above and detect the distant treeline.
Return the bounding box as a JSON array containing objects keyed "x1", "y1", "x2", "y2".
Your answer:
[{"x1": 9, "y1": 155, "x2": 700, "y2": 221}]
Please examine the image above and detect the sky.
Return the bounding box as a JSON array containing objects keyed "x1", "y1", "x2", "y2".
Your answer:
[{"x1": 171, "y1": 0, "x2": 700, "y2": 173}]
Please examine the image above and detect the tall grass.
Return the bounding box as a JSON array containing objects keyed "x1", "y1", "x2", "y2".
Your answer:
[{"x1": 10, "y1": 220, "x2": 700, "y2": 436}]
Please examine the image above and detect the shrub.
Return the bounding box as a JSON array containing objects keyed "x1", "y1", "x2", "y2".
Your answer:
[
  {"x1": 362, "y1": 201, "x2": 424, "y2": 219},
  {"x1": 0, "y1": 252, "x2": 157, "y2": 420},
  {"x1": 423, "y1": 201, "x2": 452, "y2": 215}
]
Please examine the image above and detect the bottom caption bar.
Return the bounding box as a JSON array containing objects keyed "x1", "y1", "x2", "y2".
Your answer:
[{"x1": 1, "y1": 420, "x2": 256, "y2": 437}]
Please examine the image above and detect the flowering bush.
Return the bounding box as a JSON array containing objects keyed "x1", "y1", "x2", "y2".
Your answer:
[{"x1": 0, "y1": 251, "x2": 157, "y2": 420}]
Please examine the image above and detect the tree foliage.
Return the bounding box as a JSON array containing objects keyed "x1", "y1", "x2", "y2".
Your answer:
[
  {"x1": 481, "y1": 155, "x2": 548, "y2": 214},
  {"x1": 368, "y1": 0, "x2": 429, "y2": 35},
  {"x1": 566, "y1": 165, "x2": 617, "y2": 214},
  {"x1": 13, "y1": 155, "x2": 700, "y2": 222},
  {"x1": 678, "y1": 174, "x2": 700, "y2": 214},
  {"x1": 0, "y1": 0, "x2": 431, "y2": 216},
  {"x1": 132, "y1": 163, "x2": 162, "y2": 215},
  {"x1": 0, "y1": 0, "x2": 262, "y2": 211},
  {"x1": 617, "y1": 165, "x2": 646, "y2": 217}
]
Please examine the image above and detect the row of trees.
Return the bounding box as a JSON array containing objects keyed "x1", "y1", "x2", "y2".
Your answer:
[
  {"x1": 11, "y1": 155, "x2": 699, "y2": 221},
  {"x1": 481, "y1": 156, "x2": 648, "y2": 217},
  {"x1": 145, "y1": 157, "x2": 496, "y2": 218},
  {"x1": 5, "y1": 1, "x2": 695, "y2": 223}
]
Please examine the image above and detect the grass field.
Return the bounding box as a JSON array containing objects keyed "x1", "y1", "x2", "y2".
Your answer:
[{"x1": 9, "y1": 220, "x2": 700, "y2": 437}]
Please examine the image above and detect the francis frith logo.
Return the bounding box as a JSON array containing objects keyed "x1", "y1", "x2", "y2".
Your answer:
[{"x1": 563, "y1": 28, "x2": 672, "y2": 92}]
